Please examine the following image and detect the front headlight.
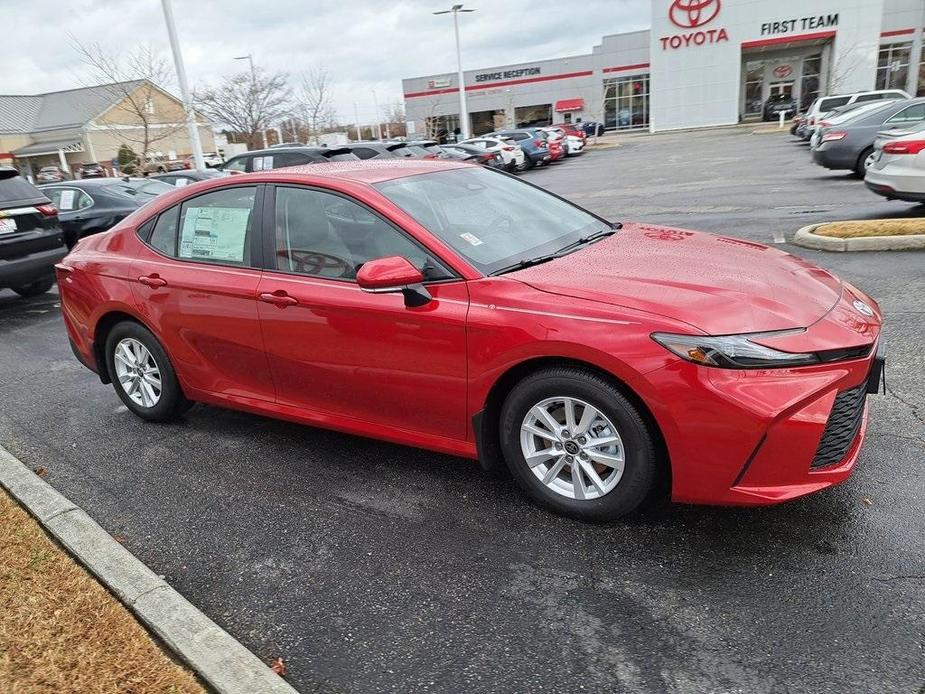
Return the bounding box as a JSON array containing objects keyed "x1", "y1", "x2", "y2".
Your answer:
[{"x1": 651, "y1": 330, "x2": 819, "y2": 369}]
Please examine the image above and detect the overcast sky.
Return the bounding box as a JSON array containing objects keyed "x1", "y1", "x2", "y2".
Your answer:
[{"x1": 5, "y1": 0, "x2": 650, "y2": 126}]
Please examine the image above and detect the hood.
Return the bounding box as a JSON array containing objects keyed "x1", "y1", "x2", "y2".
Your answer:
[{"x1": 510, "y1": 223, "x2": 843, "y2": 335}]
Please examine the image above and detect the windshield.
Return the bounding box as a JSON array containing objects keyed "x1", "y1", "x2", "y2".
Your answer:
[
  {"x1": 107, "y1": 179, "x2": 174, "y2": 199},
  {"x1": 375, "y1": 167, "x2": 610, "y2": 275}
]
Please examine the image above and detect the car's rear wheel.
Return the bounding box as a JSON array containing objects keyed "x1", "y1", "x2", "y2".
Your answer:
[
  {"x1": 105, "y1": 321, "x2": 190, "y2": 422},
  {"x1": 499, "y1": 367, "x2": 658, "y2": 521},
  {"x1": 12, "y1": 278, "x2": 55, "y2": 297},
  {"x1": 856, "y1": 146, "x2": 875, "y2": 178}
]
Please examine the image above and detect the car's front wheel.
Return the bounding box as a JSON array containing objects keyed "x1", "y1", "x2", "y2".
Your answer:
[
  {"x1": 12, "y1": 278, "x2": 55, "y2": 297},
  {"x1": 499, "y1": 367, "x2": 658, "y2": 521},
  {"x1": 104, "y1": 321, "x2": 190, "y2": 422}
]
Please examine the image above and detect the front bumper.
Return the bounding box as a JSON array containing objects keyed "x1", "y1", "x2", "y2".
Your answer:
[{"x1": 638, "y1": 285, "x2": 884, "y2": 506}]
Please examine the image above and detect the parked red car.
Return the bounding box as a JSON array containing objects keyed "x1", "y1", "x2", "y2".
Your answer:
[
  {"x1": 551, "y1": 123, "x2": 587, "y2": 142},
  {"x1": 56, "y1": 160, "x2": 884, "y2": 520}
]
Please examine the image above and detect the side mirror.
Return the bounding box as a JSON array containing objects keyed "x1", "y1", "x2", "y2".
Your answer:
[{"x1": 357, "y1": 256, "x2": 431, "y2": 307}]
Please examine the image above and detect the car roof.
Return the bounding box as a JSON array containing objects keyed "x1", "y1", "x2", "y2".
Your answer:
[
  {"x1": 227, "y1": 158, "x2": 473, "y2": 185},
  {"x1": 38, "y1": 177, "x2": 144, "y2": 189}
]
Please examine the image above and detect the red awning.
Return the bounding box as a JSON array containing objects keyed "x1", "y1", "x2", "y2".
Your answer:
[{"x1": 554, "y1": 98, "x2": 584, "y2": 112}]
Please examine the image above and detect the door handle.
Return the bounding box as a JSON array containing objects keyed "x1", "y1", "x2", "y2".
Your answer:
[
  {"x1": 259, "y1": 291, "x2": 298, "y2": 307},
  {"x1": 138, "y1": 274, "x2": 167, "y2": 288}
]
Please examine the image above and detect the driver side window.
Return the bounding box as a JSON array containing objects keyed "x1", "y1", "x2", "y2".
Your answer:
[{"x1": 273, "y1": 186, "x2": 452, "y2": 281}]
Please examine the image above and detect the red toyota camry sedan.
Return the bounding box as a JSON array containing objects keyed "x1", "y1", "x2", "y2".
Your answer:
[{"x1": 56, "y1": 160, "x2": 884, "y2": 520}]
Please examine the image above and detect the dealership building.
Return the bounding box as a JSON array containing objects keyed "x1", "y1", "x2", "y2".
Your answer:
[{"x1": 403, "y1": 0, "x2": 925, "y2": 136}]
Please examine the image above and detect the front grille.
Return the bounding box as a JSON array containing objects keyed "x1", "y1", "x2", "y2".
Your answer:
[{"x1": 811, "y1": 385, "x2": 867, "y2": 469}]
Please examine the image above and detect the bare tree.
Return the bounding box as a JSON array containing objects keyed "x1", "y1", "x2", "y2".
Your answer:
[
  {"x1": 298, "y1": 65, "x2": 337, "y2": 145},
  {"x1": 195, "y1": 66, "x2": 291, "y2": 150},
  {"x1": 74, "y1": 40, "x2": 187, "y2": 170},
  {"x1": 384, "y1": 100, "x2": 407, "y2": 138}
]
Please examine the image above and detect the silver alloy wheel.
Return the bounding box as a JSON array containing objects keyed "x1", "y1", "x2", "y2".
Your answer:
[
  {"x1": 113, "y1": 337, "x2": 162, "y2": 408},
  {"x1": 864, "y1": 150, "x2": 877, "y2": 171},
  {"x1": 519, "y1": 396, "x2": 625, "y2": 500}
]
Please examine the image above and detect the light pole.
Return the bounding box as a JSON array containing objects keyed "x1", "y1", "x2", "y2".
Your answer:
[
  {"x1": 234, "y1": 54, "x2": 268, "y2": 149},
  {"x1": 434, "y1": 4, "x2": 474, "y2": 141},
  {"x1": 371, "y1": 89, "x2": 382, "y2": 140},
  {"x1": 161, "y1": 0, "x2": 204, "y2": 170}
]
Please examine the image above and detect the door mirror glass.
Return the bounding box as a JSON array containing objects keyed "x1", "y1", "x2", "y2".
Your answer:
[{"x1": 356, "y1": 256, "x2": 424, "y2": 291}]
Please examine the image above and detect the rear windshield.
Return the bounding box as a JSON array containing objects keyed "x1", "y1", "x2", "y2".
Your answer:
[
  {"x1": 402, "y1": 145, "x2": 431, "y2": 157},
  {"x1": 107, "y1": 179, "x2": 174, "y2": 200},
  {"x1": 0, "y1": 173, "x2": 46, "y2": 206},
  {"x1": 820, "y1": 96, "x2": 851, "y2": 111}
]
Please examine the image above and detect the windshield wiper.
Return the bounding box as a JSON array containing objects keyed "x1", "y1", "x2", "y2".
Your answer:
[
  {"x1": 489, "y1": 254, "x2": 559, "y2": 276},
  {"x1": 555, "y1": 227, "x2": 618, "y2": 255}
]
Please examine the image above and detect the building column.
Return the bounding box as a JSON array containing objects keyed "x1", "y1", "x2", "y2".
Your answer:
[
  {"x1": 909, "y1": 2, "x2": 925, "y2": 96},
  {"x1": 57, "y1": 148, "x2": 68, "y2": 174}
]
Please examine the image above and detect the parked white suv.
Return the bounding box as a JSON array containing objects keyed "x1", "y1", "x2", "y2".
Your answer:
[
  {"x1": 461, "y1": 136, "x2": 526, "y2": 172},
  {"x1": 799, "y1": 89, "x2": 911, "y2": 140}
]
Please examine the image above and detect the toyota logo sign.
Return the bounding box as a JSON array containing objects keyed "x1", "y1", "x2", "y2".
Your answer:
[
  {"x1": 669, "y1": 0, "x2": 722, "y2": 29},
  {"x1": 773, "y1": 65, "x2": 793, "y2": 79}
]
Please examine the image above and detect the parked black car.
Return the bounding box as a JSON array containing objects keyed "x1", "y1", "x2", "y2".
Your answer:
[
  {"x1": 148, "y1": 169, "x2": 228, "y2": 187},
  {"x1": 77, "y1": 162, "x2": 106, "y2": 178},
  {"x1": 763, "y1": 94, "x2": 798, "y2": 121},
  {"x1": 581, "y1": 121, "x2": 605, "y2": 136},
  {"x1": 220, "y1": 146, "x2": 358, "y2": 173},
  {"x1": 0, "y1": 167, "x2": 67, "y2": 297},
  {"x1": 439, "y1": 143, "x2": 505, "y2": 168},
  {"x1": 38, "y1": 177, "x2": 173, "y2": 248},
  {"x1": 341, "y1": 142, "x2": 418, "y2": 159}
]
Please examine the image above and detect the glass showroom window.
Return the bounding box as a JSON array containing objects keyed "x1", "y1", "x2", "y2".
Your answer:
[
  {"x1": 800, "y1": 55, "x2": 822, "y2": 112},
  {"x1": 602, "y1": 75, "x2": 649, "y2": 130},
  {"x1": 743, "y1": 61, "x2": 765, "y2": 117},
  {"x1": 514, "y1": 104, "x2": 553, "y2": 128},
  {"x1": 876, "y1": 43, "x2": 911, "y2": 90}
]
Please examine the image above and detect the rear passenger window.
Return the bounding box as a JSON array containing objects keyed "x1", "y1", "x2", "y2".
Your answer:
[
  {"x1": 144, "y1": 187, "x2": 258, "y2": 266},
  {"x1": 887, "y1": 104, "x2": 925, "y2": 124},
  {"x1": 351, "y1": 148, "x2": 377, "y2": 160},
  {"x1": 149, "y1": 205, "x2": 179, "y2": 256}
]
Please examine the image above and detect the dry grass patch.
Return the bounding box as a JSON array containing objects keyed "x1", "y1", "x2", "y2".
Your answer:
[
  {"x1": 814, "y1": 219, "x2": 925, "y2": 238},
  {"x1": 0, "y1": 489, "x2": 206, "y2": 694}
]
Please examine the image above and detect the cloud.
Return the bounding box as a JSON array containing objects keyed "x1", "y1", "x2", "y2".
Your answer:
[{"x1": 2, "y1": 0, "x2": 649, "y2": 126}]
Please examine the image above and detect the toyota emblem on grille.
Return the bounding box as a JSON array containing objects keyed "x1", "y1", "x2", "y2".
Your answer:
[
  {"x1": 853, "y1": 299, "x2": 874, "y2": 317},
  {"x1": 669, "y1": 0, "x2": 722, "y2": 28}
]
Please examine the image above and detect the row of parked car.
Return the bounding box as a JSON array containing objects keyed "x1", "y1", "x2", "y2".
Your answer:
[
  {"x1": 791, "y1": 87, "x2": 925, "y2": 201},
  {"x1": 218, "y1": 123, "x2": 588, "y2": 175}
]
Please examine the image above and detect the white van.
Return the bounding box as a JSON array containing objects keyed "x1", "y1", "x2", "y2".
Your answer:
[{"x1": 798, "y1": 89, "x2": 911, "y2": 139}]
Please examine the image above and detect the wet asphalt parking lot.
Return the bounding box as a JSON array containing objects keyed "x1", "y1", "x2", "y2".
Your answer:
[{"x1": 1, "y1": 127, "x2": 923, "y2": 693}]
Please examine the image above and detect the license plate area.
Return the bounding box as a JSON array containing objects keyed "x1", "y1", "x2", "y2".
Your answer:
[{"x1": 0, "y1": 218, "x2": 18, "y2": 235}]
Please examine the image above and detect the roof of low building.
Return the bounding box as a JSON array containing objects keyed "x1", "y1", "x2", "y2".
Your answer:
[{"x1": 0, "y1": 80, "x2": 145, "y2": 135}]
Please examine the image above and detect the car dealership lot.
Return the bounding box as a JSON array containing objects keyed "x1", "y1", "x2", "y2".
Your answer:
[{"x1": 1, "y1": 128, "x2": 923, "y2": 694}]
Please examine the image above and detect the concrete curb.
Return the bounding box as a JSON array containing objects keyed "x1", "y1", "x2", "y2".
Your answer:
[
  {"x1": 0, "y1": 443, "x2": 298, "y2": 694},
  {"x1": 793, "y1": 223, "x2": 925, "y2": 252}
]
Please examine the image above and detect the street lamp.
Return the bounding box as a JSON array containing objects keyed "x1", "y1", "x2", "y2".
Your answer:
[
  {"x1": 434, "y1": 4, "x2": 475, "y2": 141},
  {"x1": 234, "y1": 54, "x2": 268, "y2": 148},
  {"x1": 161, "y1": 0, "x2": 205, "y2": 170},
  {"x1": 371, "y1": 89, "x2": 382, "y2": 140}
]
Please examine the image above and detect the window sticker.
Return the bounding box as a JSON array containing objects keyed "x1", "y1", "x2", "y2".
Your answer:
[
  {"x1": 175, "y1": 178, "x2": 189, "y2": 187},
  {"x1": 58, "y1": 189, "x2": 76, "y2": 210},
  {"x1": 178, "y1": 206, "x2": 250, "y2": 262},
  {"x1": 459, "y1": 232, "x2": 484, "y2": 246}
]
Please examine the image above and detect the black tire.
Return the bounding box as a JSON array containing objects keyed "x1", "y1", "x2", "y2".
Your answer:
[
  {"x1": 855, "y1": 146, "x2": 875, "y2": 178},
  {"x1": 499, "y1": 367, "x2": 658, "y2": 521},
  {"x1": 104, "y1": 321, "x2": 190, "y2": 422},
  {"x1": 12, "y1": 278, "x2": 54, "y2": 297}
]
